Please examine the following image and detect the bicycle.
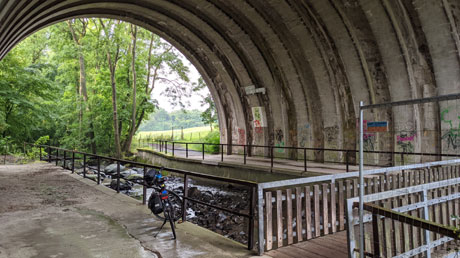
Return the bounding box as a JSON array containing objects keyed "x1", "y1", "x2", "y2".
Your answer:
[{"x1": 145, "y1": 167, "x2": 183, "y2": 239}]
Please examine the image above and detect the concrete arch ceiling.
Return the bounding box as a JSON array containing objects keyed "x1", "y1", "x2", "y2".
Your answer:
[{"x1": 0, "y1": 0, "x2": 459, "y2": 158}]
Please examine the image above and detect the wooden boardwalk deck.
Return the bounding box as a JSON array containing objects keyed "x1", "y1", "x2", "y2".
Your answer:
[{"x1": 265, "y1": 231, "x2": 348, "y2": 258}]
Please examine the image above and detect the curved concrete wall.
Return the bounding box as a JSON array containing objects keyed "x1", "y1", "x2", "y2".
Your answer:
[{"x1": 0, "y1": 0, "x2": 459, "y2": 160}]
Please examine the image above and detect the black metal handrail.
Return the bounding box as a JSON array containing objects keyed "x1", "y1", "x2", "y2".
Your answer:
[
  {"x1": 141, "y1": 140, "x2": 460, "y2": 173},
  {"x1": 26, "y1": 143, "x2": 258, "y2": 250}
]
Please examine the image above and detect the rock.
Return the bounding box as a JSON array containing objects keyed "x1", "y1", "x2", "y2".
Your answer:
[
  {"x1": 85, "y1": 174, "x2": 98, "y2": 182},
  {"x1": 126, "y1": 174, "x2": 143, "y2": 181},
  {"x1": 188, "y1": 187, "x2": 201, "y2": 197},
  {"x1": 109, "y1": 179, "x2": 132, "y2": 191},
  {"x1": 104, "y1": 164, "x2": 124, "y2": 174},
  {"x1": 120, "y1": 169, "x2": 137, "y2": 178},
  {"x1": 217, "y1": 213, "x2": 227, "y2": 223}
]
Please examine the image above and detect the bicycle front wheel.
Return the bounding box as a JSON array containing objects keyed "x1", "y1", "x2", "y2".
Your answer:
[{"x1": 153, "y1": 190, "x2": 183, "y2": 222}]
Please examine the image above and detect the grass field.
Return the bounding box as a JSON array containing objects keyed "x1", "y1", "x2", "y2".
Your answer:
[{"x1": 136, "y1": 126, "x2": 214, "y2": 142}]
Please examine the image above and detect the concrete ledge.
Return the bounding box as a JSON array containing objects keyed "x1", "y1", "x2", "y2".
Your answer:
[{"x1": 137, "y1": 148, "x2": 309, "y2": 183}]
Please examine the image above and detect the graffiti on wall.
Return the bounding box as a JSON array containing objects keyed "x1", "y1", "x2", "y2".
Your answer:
[
  {"x1": 397, "y1": 131, "x2": 415, "y2": 153},
  {"x1": 238, "y1": 128, "x2": 245, "y2": 145},
  {"x1": 299, "y1": 123, "x2": 310, "y2": 147},
  {"x1": 441, "y1": 108, "x2": 460, "y2": 150},
  {"x1": 252, "y1": 106, "x2": 266, "y2": 138},
  {"x1": 358, "y1": 120, "x2": 376, "y2": 151},
  {"x1": 275, "y1": 129, "x2": 285, "y2": 153},
  {"x1": 324, "y1": 126, "x2": 339, "y2": 143}
]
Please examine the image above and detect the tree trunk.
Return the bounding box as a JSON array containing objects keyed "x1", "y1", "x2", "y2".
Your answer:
[
  {"x1": 100, "y1": 19, "x2": 122, "y2": 158},
  {"x1": 68, "y1": 20, "x2": 97, "y2": 154},
  {"x1": 122, "y1": 25, "x2": 138, "y2": 153},
  {"x1": 109, "y1": 67, "x2": 122, "y2": 158}
]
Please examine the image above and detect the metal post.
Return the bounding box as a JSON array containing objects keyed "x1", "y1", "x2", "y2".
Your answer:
[
  {"x1": 346, "y1": 150, "x2": 349, "y2": 172},
  {"x1": 202, "y1": 143, "x2": 205, "y2": 160},
  {"x1": 97, "y1": 157, "x2": 101, "y2": 185},
  {"x1": 172, "y1": 142, "x2": 175, "y2": 157},
  {"x1": 422, "y1": 189, "x2": 432, "y2": 258},
  {"x1": 63, "y1": 150, "x2": 66, "y2": 169},
  {"x1": 116, "y1": 161, "x2": 120, "y2": 193},
  {"x1": 72, "y1": 152, "x2": 75, "y2": 173},
  {"x1": 248, "y1": 186, "x2": 255, "y2": 250},
  {"x1": 83, "y1": 154, "x2": 86, "y2": 178},
  {"x1": 372, "y1": 213, "x2": 380, "y2": 257},
  {"x1": 165, "y1": 141, "x2": 168, "y2": 154},
  {"x1": 55, "y1": 149, "x2": 59, "y2": 166},
  {"x1": 359, "y1": 101, "x2": 364, "y2": 258},
  {"x1": 143, "y1": 166, "x2": 147, "y2": 205},
  {"x1": 257, "y1": 186, "x2": 265, "y2": 255},
  {"x1": 39, "y1": 146, "x2": 42, "y2": 161},
  {"x1": 221, "y1": 144, "x2": 224, "y2": 162},
  {"x1": 182, "y1": 174, "x2": 189, "y2": 222},
  {"x1": 186, "y1": 143, "x2": 188, "y2": 158},
  {"x1": 304, "y1": 148, "x2": 307, "y2": 172},
  {"x1": 270, "y1": 147, "x2": 274, "y2": 170},
  {"x1": 244, "y1": 145, "x2": 247, "y2": 164},
  {"x1": 48, "y1": 146, "x2": 51, "y2": 162},
  {"x1": 401, "y1": 153, "x2": 404, "y2": 165}
]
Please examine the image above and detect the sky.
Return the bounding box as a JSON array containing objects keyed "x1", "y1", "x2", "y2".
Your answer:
[{"x1": 151, "y1": 51, "x2": 210, "y2": 112}]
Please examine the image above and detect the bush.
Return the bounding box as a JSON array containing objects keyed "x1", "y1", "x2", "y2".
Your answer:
[
  {"x1": 203, "y1": 131, "x2": 220, "y2": 154},
  {"x1": 26, "y1": 135, "x2": 49, "y2": 160}
]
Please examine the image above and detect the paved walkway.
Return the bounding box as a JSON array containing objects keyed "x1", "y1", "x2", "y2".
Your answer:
[
  {"x1": 0, "y1": 163, "x2": 256, "y2": 258},
  {"x1": 148, "y1": 143, "x2": 380, "y2": 176}
]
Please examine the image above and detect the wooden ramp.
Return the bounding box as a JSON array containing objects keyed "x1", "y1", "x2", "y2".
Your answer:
[{"x1": 265, "y1": 231, "x2": 348, "y2": 258}]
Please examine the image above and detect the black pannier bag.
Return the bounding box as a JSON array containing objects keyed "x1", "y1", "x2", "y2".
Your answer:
[
  {"x1": 145, "y1": 168, "x2": 159, "y2": 186},
  {"x1": 148, "y1": 192, "x2": 164, "y2": 214}
]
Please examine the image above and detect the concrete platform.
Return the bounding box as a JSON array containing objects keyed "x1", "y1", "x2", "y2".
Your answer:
[{"x1": 0, "y1": 163, "x2": 257, "y2": 258}]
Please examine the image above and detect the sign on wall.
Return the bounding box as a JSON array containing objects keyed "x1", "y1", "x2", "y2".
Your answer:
[
  {"x1": 252, "y1": 107, "x2": 267, "y2": 128},
  {"x1": 366, "y1": 121, "x2": 389, "y2": 132}
]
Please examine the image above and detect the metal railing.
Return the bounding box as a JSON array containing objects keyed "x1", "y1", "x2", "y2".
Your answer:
[
  {"x1": 28, "y1": 143, "x2": 258, "y2": 251},
  {"x1": 256, "y1": 158, "x2": 460, "y2": 255},
  {"x1": 142, "y1": 140, "x2": 460, "y2": 172},
  {"x1": 346, "y1": 159, "x2": 460, "y2": 257}
]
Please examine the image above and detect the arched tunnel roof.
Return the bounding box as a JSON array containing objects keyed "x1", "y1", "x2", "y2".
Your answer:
[{"x1": 0, "y1": 0, "x2": 459, "y2": 157}]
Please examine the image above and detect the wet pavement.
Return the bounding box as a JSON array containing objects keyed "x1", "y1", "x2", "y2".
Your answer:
[{"x1": 0, "y1": 163, "x2": 256, "y2": 258}]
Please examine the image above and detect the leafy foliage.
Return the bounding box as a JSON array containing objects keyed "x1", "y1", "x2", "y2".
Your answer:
[{"x1": 0, "y1": 18, "x2": 215, "y2": 157}]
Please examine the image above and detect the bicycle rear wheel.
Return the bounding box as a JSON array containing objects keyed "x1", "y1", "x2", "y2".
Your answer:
[{"x1": 152, "y1": 190, "x2": 183, "y2": 222}]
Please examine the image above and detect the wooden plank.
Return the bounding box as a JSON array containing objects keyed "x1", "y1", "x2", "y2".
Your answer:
[
  {"x1": 365, "y1": 178, "x2": 371, "y2": 195},
  {"x1": 392, "y1": 174, "x2": 398, "y2": 190},
  {"x1": 330, "y1": 182, "x2": 337, "y2": 233},
  {"x1": 385, "y1": 173, "x2": 391, "y2": 191},
  {"x1": 295, "y1": 187, "x2": 303, "y2": 243},
  {"x1": 322, "y1": 183, "x2": 329, "y2": 235},
  {"x1": 338, "y1": 180, "x2": 345, "y2": 231},
  {"x1": 373, "y1": 177, "x2": 378, "y2": 193},
  {"x1": 352, "y1": 179, "x2": 358, "y2": 197},
  {"x1": 401, "y1": 197, "x2": 410, "y2": 253},
  {"x1": 314, "y1": 185, "x2": 320, "y2": 238},
  {"x1": 440, "y1": 187, "x2": 448, "y2": 248},
  {"x1": 265, "y1": 191, "x2": 273, "y2": 251},
  {"x1": 380, "y1": 175, "x2": 385, "y2": 192},
  {"x1": 392, "y1": 198, "x2": 401, "y2": 255},
  {"x1": 265, "y1": 249, "x2": 296, "y2": 258},
  {"x1": 448, "y1": 186, "x2": 454, "y2": 228},
  {"x1": 383, "y1": 201, "x2": 393, "y2": 257},
  {"x1": 433, "y1": 188, "x2": 440, "y2": 245},
  {"x1": 286, "y1": 188, "x2": 293, "y2": 245},
  {"x1": 276, "y1": 190, "x2": 283, "y2": 248},
  {"x1": 305, "y1": 186, "x2": 312, "y2": 240},
  {"x1": 295, "y1": 239, "x2": 348, "y2": 257},
  {"x1": 345, "y1": 180, "x2": 352, "y2": 200}
]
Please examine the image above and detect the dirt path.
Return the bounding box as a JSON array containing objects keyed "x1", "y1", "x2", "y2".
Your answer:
[{"x1": 0, "y1": 163, "x2": 254, "y2": 258}]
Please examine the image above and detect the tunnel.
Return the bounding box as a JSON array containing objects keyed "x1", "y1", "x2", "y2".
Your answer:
[{"x1": 0, "y1": 0, "x2": 459, "y2": 162}]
